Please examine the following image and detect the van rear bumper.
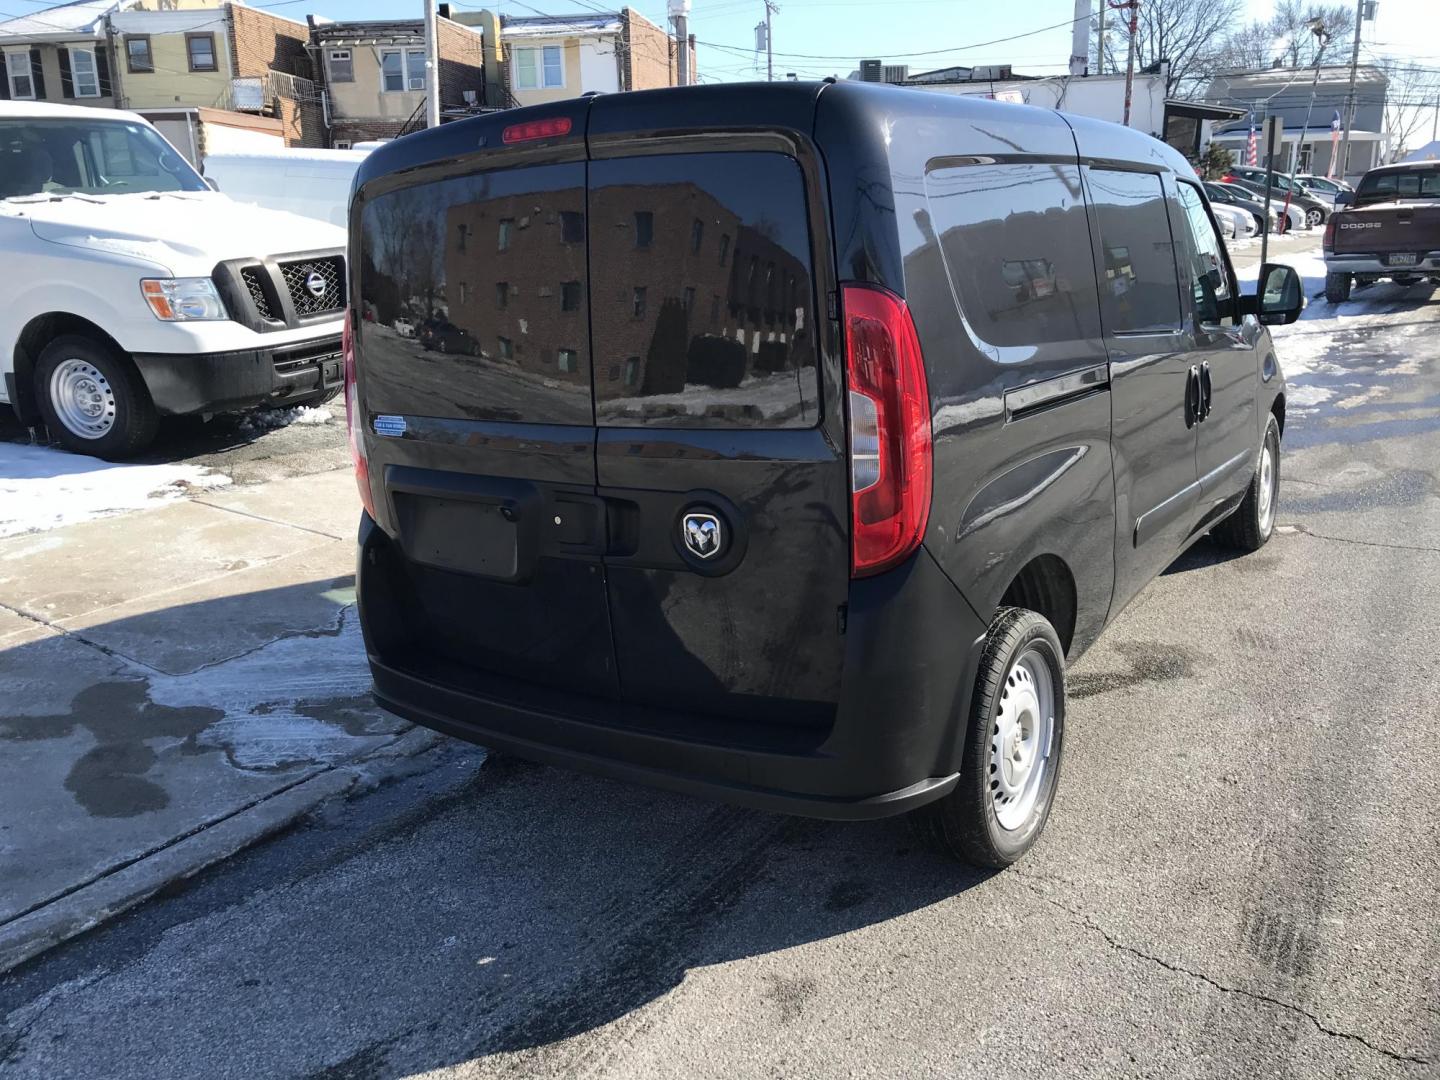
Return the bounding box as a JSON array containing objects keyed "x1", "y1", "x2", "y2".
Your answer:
[
  {"x1": 372, "y1": 662, "x2": 959, "y2": 820},
  {"x1": 359, "y1": 516, "x2": 987, "y2": 821}
]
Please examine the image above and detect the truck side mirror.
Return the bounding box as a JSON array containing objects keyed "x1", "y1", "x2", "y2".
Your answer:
[
  {"x1": 1334, "y1": 191, "x2": 1353, "y2": 206},
  {"x1": 1258, "y1": 263, "x2": 1304, "y2": 325},
  {"x1": 205, "y1": 176, "x2": 220, "y2": 191}
]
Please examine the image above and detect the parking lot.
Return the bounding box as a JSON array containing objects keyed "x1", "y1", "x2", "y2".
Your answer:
[{"x1": 1, "y1": 236, "x2": 1438, "y2": 1078}]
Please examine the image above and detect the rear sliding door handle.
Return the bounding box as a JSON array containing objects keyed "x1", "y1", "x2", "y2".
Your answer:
[
  {"x1": 1199, "y1": 361, "x2": 1213, "y2": 421},
  {"x1": 1185, "y1": 365, "x2": 1201, "y2": 428}
]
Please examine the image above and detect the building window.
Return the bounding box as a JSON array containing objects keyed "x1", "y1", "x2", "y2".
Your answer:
[
  {"x1": 557, "y1": 348, "x2": 577, "y2": 373},
  {"x1": 632, "y1": 286, "x2": 647, "y2": 318},
  {"x1": 326, "y1": 49, "x2": 352, "y2": 83},
  {"x1": 68, "y1": 47, "x2": 100, "y2": 97},
  {"x1": 513, "y1": 44, "x2": 564, "y2": 90},
  {"x1": 381, "y1": 49, "x2": 425, "y2": 92},
  {"x1": 125, "y1": 36, "x2": 153, "y2": 75},
  {"x1": 458, "y1": 281, "x2": 469, "y2": 305},
  {"x1": 560, "y1": 210, "x2": 583, "y2": 243},
  {"x1": 691, "y1": 218, "x2": 704, "y2": 253},
  {"x1": 718, "y1": 233, "x2": 730, "y2": 265},
  {"x1": 683, "y1": 286, "x2": 695, "y2": 313},
  {"x1": 711, "y1": 294, "x2": 721, "y2": 322},
  {"x1": 498, "y1": 218, "x2": 513, "y2": 251},
  {"x1": 186, "y1": 33, "x2": 217, "y2": 73},
  {"x1": 495, "y1": 281, "x2": 509, "y2": 308},
  {"x1": 498, "y1": 336, "x2": 514, "y2": 361},
  {"x1": 633, "y1": 210, "x2": 653, "y2": 248},
  {"x1": 333, "y1": 139, "x2": 352, "y2": 150},
  {"x1": 624, "y1": 357, "x2": 640, "y2": 386},
  {"x1": 4, "y1": 51, "x2": 34, "y2": 99},
  {"x1": 561, "y1": 280, "x2": 582, "y2": 311}
]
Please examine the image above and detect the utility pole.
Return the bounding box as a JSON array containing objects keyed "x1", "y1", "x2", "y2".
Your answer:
[
  {"x1": 765, "y1": 0, "x2": 777, "y2": 82},
  {"x1": 1069, "y1": 0, "x2": 1090, "y2": 76},
  {"x1": 669, "y1": 0, "x2": 691, "y2": 86},
  {"x1": 423, "y1": 0, "x2": 440, "y2": 128},
  {"x1": 1281, "y1": 20, "x2": 1331, "y2": 228},
  {"x1": 1336, "y1": 0, "x2": 1364, "y2": 181},
  {"x1": 1096, "y1": 0, "x2": 1105, "y2": 75},
  {"x1": 1108, "y1": 0, "x2": 1139, "y2": 126}
]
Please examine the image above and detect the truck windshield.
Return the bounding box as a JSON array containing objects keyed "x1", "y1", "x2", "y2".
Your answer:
[
  {"x1": 0, "y1": 118, "x2": 207, "y2": 200},
  {"x1": 1357, "y1": 170, "x2": 1440, "y2": 200}
]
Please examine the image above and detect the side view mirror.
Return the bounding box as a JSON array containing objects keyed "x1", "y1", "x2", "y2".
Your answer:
[
  {"x1": 204, "y1": 176, "x2": 219, "y2": 191},
  {"x1": 1334, "y1": 191, "x2": 1353, "y2": 207},
  {"x1": 1256, "y1": 263, "x2": 1304, "y2": 325}
]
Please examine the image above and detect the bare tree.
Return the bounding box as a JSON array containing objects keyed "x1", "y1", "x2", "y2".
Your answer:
[
  {"x1": 1214, "y1": 21, "x2": 1280, "y2": 73},
  {"x1": 1374, "y1": 58, "x2": 1440, "y2": 161},
  {"x1": 1106, "y1": 0, "x2": 1245, "y2": 97},
  {"x1": 1269, "y1": 1, "x2": 1354, "y2": 68}
]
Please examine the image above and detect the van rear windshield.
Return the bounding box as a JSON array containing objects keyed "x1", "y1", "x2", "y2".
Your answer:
[{"x1": 588, "y1": 151, "x2": 820, "y2": 429}]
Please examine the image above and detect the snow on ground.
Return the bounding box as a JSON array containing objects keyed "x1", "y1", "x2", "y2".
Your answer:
[
  {"x1": 0, "y1": 442, "x2": 230, "y2": 539},
  {"x1": 234, "y1": 404, "x2": 335, "y2": 433}
]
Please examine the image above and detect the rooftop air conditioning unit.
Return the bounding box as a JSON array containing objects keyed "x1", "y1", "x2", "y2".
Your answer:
[
  {"x1": 882, "y1": 64, "x2": 908, "y2": 84},
  {"x1": 859, "y1": 59, "x2": 882, "y2": 83}
]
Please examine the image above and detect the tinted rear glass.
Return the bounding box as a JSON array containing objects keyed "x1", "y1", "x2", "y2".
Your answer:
[
  {"x1": 357, "y1": 163, "x2": 592, "y2": 425},
  {"x1": 1359, "y1": 171, "x2": 1440, "y2": 198},
  {"x1": 925, "y1": 162, "x2": 1102, "y2": 349},
  {"x1": 588, "y1": 152, "x2": 819, "y2": 428},
  {"x1": 1085, "y1": 168, "x2": 1182, "y2": 335}
]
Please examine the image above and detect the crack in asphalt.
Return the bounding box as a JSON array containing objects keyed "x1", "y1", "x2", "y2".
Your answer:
[
  {"x1": 1018, "y1": 879, "x2": 1433, "y2": 1068},
  {"x1": 0, "y1": 599, "x2": 164, "y2": 676},
  {"x1": 1288, "y1": 523, "x2": 1440, "y2": 555},
  {"x1": 176, "y1": 602, "x2": 353, "y2": 678},
  {"x1": 190, "y1": 498, "x2": 350, "y2": 542}
]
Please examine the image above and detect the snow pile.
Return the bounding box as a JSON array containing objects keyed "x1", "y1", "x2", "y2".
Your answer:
[
  {"x1": 235, "y1": 404, "x2": 335, "y2": 432},
  {"x1": 0, "y1": 442, "x2": 230, "y2": 539}
]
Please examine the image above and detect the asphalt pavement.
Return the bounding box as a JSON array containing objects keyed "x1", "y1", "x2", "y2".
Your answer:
[{"x1": 1, "y1": 268, "x2": 1437, "y2": 1079}]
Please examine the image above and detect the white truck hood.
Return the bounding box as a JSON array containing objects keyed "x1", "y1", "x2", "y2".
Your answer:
[{"x1": 11, "y1": 191, "x2": 345, "y2": 276}]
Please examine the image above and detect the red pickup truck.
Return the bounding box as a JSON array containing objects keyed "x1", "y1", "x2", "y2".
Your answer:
[{"x1": 1324, "y1": 160, "x2": 1440, "y2": 302}]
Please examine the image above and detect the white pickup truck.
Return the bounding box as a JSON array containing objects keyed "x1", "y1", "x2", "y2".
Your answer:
[{"x1": 1, "y1": 101, "x2": 348, "y2": 459}]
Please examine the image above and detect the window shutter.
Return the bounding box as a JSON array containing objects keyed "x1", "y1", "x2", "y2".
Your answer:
[
  {"x1": 59, "y1": 47, "x2": 74, "y2": 98},
  {"x1": 29, "y1": 48, "x2": 46, "y2": 99},
  {"x1": 0, "y1": 54, "x2": 9, "y2": 101},
  {"x1": 95, "y1": 44, "x2": 110, "y2": 96}
]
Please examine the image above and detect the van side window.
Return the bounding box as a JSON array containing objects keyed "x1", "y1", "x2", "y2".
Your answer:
[
  {"x1": 1171, "y1": 182, "x2": 1233, "y2": 325},
  {"x1": 1085, "y1": 169, "x2": 1182, "y2": 335},
  {"x1": 924, "y1": 162, "x2": 1102, "y2": 349}
]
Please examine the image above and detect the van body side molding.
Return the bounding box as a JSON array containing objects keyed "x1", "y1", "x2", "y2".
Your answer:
[
  {"x1": 1003, "y1": 364, "x2": 1110, "y2": 421},
  {"x1": 1134, "y1": 448, "x2": 1255, "y2": 547}
]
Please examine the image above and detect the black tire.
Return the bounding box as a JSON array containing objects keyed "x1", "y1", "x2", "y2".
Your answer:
[
  {"x1": 1325, "y1": 271, "x2": 1352, "y2": 304},
  {"x1": 914, "y1": 607, "x2": 1066, "y2": 868},
  {"x1": 1392, "y1": 274, "x2": 1419, "y2": 287},
  {"x1": 34, "y1": 335, "x2": 158, "y2": 460},
  {"x1": 1214, "y1": 414, "x2": 1281, "y2": 553}
]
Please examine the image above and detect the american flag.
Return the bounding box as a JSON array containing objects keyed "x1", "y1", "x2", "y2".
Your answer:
[{"x1": 1247, "y1": 115, "x2": 1259, "y2": 166}]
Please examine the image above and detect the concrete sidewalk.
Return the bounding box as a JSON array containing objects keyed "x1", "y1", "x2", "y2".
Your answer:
[{"x1": 0, "y1": 467, "x2": 431, "y2": 973}]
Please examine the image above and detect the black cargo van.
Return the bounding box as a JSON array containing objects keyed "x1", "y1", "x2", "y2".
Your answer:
[{"x1": 345, "y1": 82, "x2": 1302, "y2": 866}]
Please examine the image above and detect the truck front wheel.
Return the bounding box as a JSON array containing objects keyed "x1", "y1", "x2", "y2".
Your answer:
[
  {"x1": 35, "y1": 335, "x2": 159, "y2": 460},
  {"x1": 1325, "y1": 272, "x2": 1352, "y2": 304}
]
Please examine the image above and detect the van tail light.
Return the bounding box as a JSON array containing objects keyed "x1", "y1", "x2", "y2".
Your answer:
[
  {"x1": 342, "y1": 309, "x2": 376, "y2": 520},
  {"x1": 1322, "y1": 216, "x2": 1336, "y2": 253},
  {"x1": 842, "y1": 283, "x2": 932, "y2": 578}
]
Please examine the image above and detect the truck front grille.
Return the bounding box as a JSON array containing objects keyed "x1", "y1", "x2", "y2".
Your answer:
[
  {"x1": 279, "y1": 256, "x2": 345, "y2": 318},
  {"x1": 240, "y1": 267, "x2": 276, "y2": 321}
]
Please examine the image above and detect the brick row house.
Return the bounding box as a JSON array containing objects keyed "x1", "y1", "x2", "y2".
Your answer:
[{"x1": 0, "y1": 0, "x2": 322, "y2": 156}]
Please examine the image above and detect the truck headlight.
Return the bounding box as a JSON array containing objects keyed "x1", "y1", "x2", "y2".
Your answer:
[{"x1": 140, "y1": 278, "x2": 228, "y2": 321}]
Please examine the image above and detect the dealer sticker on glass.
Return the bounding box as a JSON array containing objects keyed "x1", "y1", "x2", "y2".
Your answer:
[{"x1": 373, "y1": 415, "x2": 407, "y2": 438}]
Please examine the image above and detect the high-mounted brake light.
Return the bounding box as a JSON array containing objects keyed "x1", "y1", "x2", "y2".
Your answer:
[
  {"x1": 502, "y1": 117, "x2": 573, "y2": 144},
  {"x1": 342, "y1": 309, "x2": 376, "y2": 520},
  {"x1": 842, "y1": 283, "x2": 932, "y2": 578}
]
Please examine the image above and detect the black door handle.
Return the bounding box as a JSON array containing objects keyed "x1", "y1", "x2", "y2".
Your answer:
[
  {"x1": 1199, "y1": 361, "x2": 1213, "y2": 421},
  {"x1": 1185, "y1": 365, "x2": 1200, "y2": 428}
]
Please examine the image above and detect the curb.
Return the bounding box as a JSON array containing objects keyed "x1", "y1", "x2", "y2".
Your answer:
[{"x1": 0, "y1": 727, "x2": 442, "y2": 975}]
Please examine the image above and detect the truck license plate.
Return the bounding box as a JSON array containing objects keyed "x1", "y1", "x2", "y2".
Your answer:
[{"x1": 1388, "y1": 253, "x2": 1418, "y2": 266}]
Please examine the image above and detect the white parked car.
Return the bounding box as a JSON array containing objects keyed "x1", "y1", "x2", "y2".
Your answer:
[
  {"x1": 1, "y1": 101, "x2": 347, "y2": 459},
  {"x1": 1210, "y1": 201, "x2": 1257, "y2": 240},
  {"x1": 203, "y1": 147, "x2": 371, "y2": 228}
]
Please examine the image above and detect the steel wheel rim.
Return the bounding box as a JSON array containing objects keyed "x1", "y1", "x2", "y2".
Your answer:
[
  {"x1": 49, "y1": 358, "x2": 116, "y2": 440},
  {"x1": 1307, "y1": 208, "x2": 1323, "y2": 226},
  {"x1": 1258, "y1": 442, "x2": 1276, "y2": 533},
  {"x1": 990, "y1": 647, "x2": 1056, "y2": 831}
]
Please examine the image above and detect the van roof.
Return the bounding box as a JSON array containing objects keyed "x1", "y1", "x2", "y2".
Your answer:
[{"x1": 0, "y1": 99, "x2": 149, "y2": 125}]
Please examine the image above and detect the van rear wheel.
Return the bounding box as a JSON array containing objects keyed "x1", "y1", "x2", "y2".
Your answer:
[
  {"x1": 34, "y1": 335, "x2": 158, "y2": 460},
  {"x1": 915, "y1": 607, "x2": 1065, "y2": 868}
]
